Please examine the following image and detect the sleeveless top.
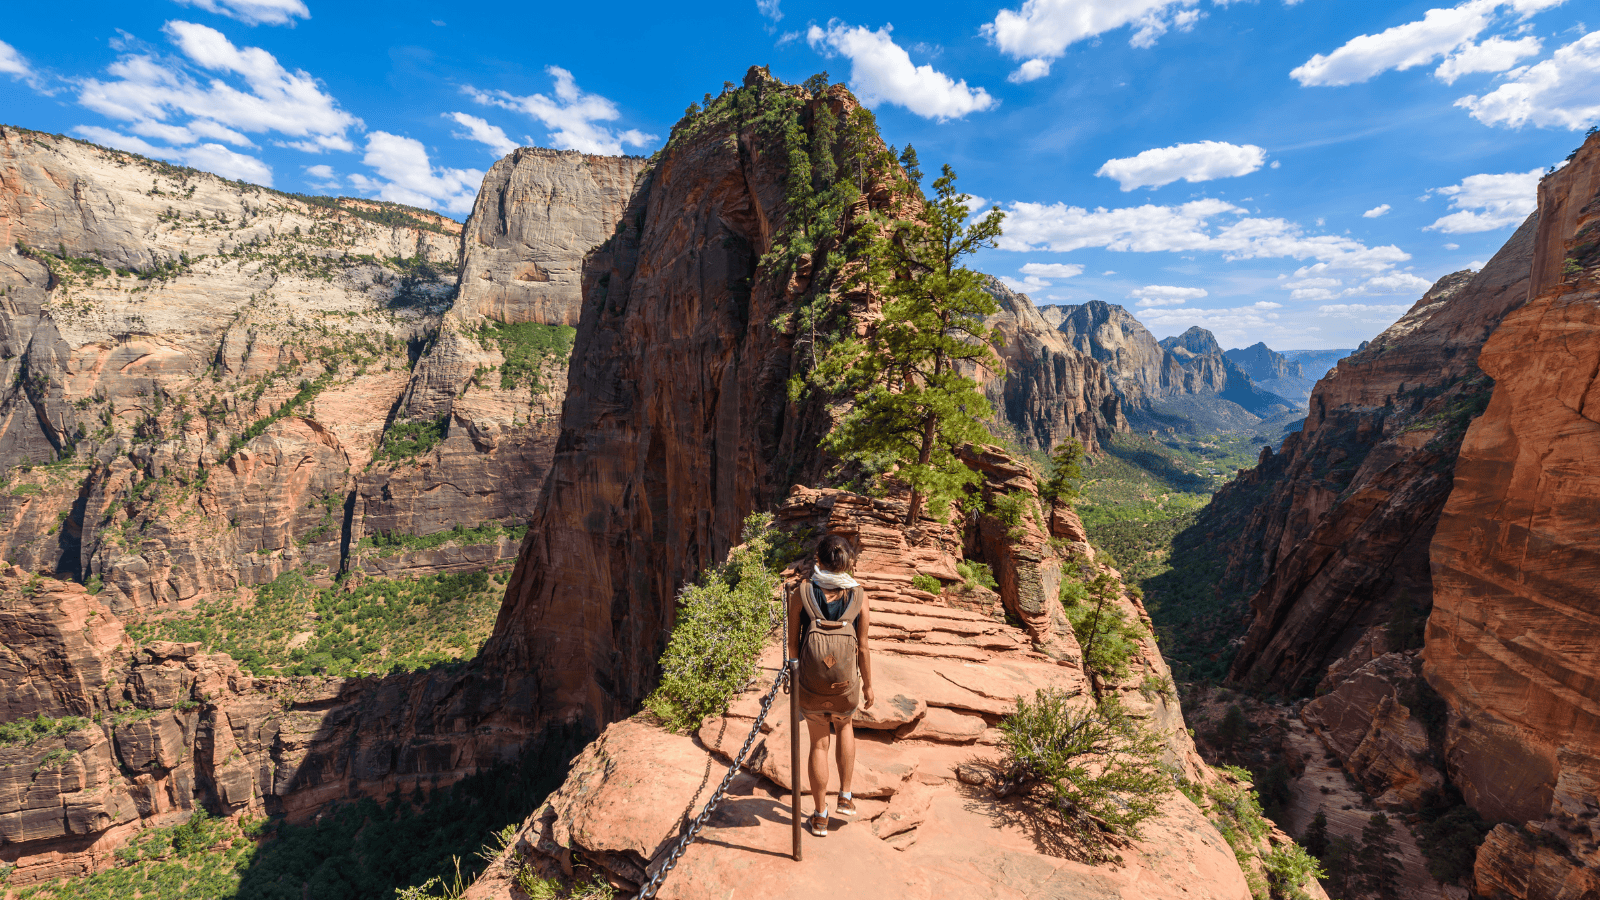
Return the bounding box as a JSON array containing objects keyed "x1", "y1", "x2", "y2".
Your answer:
[{"x1": 799, "y1": 580, "x2": 850, "y2": 634}]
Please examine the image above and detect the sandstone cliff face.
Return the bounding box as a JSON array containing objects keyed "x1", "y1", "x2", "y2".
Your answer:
[
  {"x1": 1428, "y1": 131, "x2": 1600, "y2": 897},
  {"x1": 978, "y1": 278, "x2": 1125, "y2": 454},
  {"x1": 485, "y1": 77, "x2": 880, "y2": 733}
]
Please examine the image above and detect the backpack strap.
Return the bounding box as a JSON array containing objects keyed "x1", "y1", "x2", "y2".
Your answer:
[
  {"x1": 797, "y1": 579, "x2": 827, "y2": 622},
  {"x1": 837, "y1": 585, "x2": 864, "y2": 626}
]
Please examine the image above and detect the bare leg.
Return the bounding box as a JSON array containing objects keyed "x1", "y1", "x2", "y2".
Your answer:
[
  {"x1": 806, "y1": 716, "x2": 832, "y2": 813},
  {"x1": 836, "y1": 718, "x2": 856, "y2": 796}
]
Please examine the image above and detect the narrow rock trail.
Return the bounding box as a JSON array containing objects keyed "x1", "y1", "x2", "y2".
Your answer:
[{"x1": 467, "y1": 488, "x2": 1252, "y2": 900}]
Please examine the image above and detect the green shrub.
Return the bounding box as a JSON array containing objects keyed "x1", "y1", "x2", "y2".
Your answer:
[
  {"x1": 475, "y1": 321, "x2": 577, "y2": 393},
  {"x1": 1060, "y1": 571, "x2": 1145, "y2": 682},
  {"x1": 995, "y1": 689, "x2": 1169, "y2": 861},
  {"x1": 375, "y1": 415, "x2": 449, "y2": 463},
  {"x1": 989, "y1": 491, "x2": 1032, "y2": 537},
  {"x1": 1039, "y1": 438, "x2": 1085, "y2": 503},
  {"x1": 956, "y1": 560, "x2": 997, "y2": 591},
  {"x1": 911, "y1": 573, "x2": 943, "y2": 594},
  {"x1": 0, "y1": 714, "x2": 91, "y2": 747},
  {"x1": 1414, "y1": 787, "x2": 1490, "y2": 885},
  {"x1": 1263, "y1": 842, "x2": 1324, "y2": 900},
  {"x1": 644, "y1": 513, "x2": 781, "y2": 732}
]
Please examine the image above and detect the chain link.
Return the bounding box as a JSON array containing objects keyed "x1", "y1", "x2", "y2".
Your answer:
[{"x1": 636, "y1": 666, "x2": 791, "y2": 900}]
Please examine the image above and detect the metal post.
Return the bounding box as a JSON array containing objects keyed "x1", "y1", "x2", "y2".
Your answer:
[{"x1": 790, "y1": 657, "x2": 802, "y2": 861}]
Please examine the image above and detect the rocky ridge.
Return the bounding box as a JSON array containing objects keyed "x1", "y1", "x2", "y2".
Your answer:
[
  {"x1": 1225, "y1": 343, "x2": 1315, "y2": 406},
  {"x1": 466, "y1": 475, "x2": 1313, "y2": 900}
]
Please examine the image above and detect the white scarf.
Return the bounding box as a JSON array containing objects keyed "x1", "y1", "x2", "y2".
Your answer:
[{"x1": 811, "y1": 567, "x2": 860, "y2": 590}]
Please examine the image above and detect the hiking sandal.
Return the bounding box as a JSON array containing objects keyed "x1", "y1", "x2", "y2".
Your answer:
[
  {"x1": 836, "y1": 795, "x2": 857, "y2": 817},
  {"x1": 810, "y1": 809, "x2": 829, "y2": 837}
]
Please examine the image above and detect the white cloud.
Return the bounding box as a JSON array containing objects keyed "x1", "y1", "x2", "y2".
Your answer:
[
  {"x1": 984, "y1": 0, "x2": 1202, "y2": 66},
  {"x1": 998, "y1": 197, "x2": 1411, "y2": 274},
  {"x1": 447, "y1": 112, "x2": 518, "y2": 157},
  {"x1": 172, "y1": 0, "x2": 311, "y2": 26},
  {"x1": 807, "y1": 22, "x2": 996, "y2": 121},
  {"x1": 1097, "y1": 141, "x2": 1266, "y2": 191},
  {"x1": 1457, "y1": 31, "x2": 1600, "y2": 130},
  {"x1": 1468, "y1": 259, "x2": 1487, "y2": 268},
  {"x1": 467, "y1": 67, "x2": 657, "y2": 155},
  {"x1": 1254, "y1": 300, "x2": 1284, "y2": 309},
  {"x1": 1131, "y1": 285, "x2": 1207, "y2": 307},
  {"x1": 1424, "y1": 167, "x2": 1541, "y2": 232},
  {"x1": 346, "y1": 132, "x2": 482, "y2": 216},
  {"x1": 1, "y1": 39, "x2": 39, "y2": 86},
  {"x1": 1009, "y1": 58, "x2": 1051, "y2": 84},
  {"x1": 1317, "y1": 303, "x2": 1412, "y2": 317},
  {"x1": 303, "y1": 163, "x2": 339, "y2": 189},
  {"x1": 757, "y1": 0, "x2": 782, "y2": 24},
  {"x1": 1436, "y1": 35, "x2": 1542, "y2": 83},
  {"x1": 1361, "y1": 272, "x2": 1435, "y2": 293},
  {"x1": 1000, "y1": 275, "x2": 1051, "y2": 291},
  {"x1": 1291, "y1": 1, "x2": 1499, "y2": 87},
  {"x1": 74, "y1": 125, "x2": 273, "y2": 184},
  {"x1": 1444, "y1": 242, "x2": 1460, "y2": 249},
  {"x1": 1363, "y1": 204, "x2": 1392, "y2": 218},
  {"x1": 78, "y1": 21, "x2": 359, "y2": 154},
  {"x1": 1021, "y1": 262, "x2": 1084, "y2": 278}
]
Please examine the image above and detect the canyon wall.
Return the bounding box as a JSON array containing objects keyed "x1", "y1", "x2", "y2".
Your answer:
[
  {"x1": 1428, "y1": 131, "x2": 1600, "y2": 898},
  {"x1": 1042, "y1": 301, "x2": 1295, "y2": 432},
  {"x1": 979, "y1": 278, "x2": 1125, "y2": 455}
]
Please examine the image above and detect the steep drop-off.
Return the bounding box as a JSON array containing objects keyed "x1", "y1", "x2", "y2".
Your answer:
[{"x1": 1428, "y1": 131, "x2": 1600, "y2": 898}]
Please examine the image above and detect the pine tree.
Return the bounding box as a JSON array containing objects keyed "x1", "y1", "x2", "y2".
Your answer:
[
  {"x1": 1358, "y1": 812, "x2": 1403, "y2": 899},
  {"x1": 1214, "y1": 703, "x2": 1249, "y2": 756},
  {"x1": 1301, "y1": 810, "x2": 1331, "y2": 860},
  {"x1": 814, "y1": 165, "x2": 1006, "y2": 525},
  {"x1": 1320, "y1": 834, "x2": 1357, "y2": 898},
  {"x1": 1040, "y1": 438, "x2": 1085, "y2": 503}
]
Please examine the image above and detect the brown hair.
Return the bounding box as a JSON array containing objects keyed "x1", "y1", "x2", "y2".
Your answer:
[{"x1": 815, "y1": 534, "x2": 856, "y2": 573}]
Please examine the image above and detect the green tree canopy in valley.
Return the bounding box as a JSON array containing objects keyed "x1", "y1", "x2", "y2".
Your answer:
[{"x1": 814, "y1": 164, "x2": 1007, "y2": 525}]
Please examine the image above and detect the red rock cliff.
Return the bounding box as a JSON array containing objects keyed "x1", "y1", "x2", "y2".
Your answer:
[{"x1": 1428, "y1": 130, "x2": 1600, "y2": 899}]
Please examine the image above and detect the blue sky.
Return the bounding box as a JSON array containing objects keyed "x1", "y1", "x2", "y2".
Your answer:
[{"x1": 2, "y1": 0, "x2": 1596, "y2": 349}]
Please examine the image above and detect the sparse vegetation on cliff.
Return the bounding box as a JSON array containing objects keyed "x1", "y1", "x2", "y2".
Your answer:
[
  {"x1": 374, "y1": 415, "x2": 449, "y2": 463},
  {"x1": 357, "y1": 521, "x2": 527, "y2": 557},
  {"x1": 645, "y1": 513, "x2": 782, "y2": 733},
  {"x1": 0, "y1": 715, "x2": 92, "y2": 747},
  {"x1": 125, "y1": 567, "x2": 505, "y2": 677},
  {"x1": 474, "y1": 320, "x2": 577, "y2": 393}
]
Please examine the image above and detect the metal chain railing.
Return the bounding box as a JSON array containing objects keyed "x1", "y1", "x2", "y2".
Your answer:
[{"x1": 636, "y1": 664, "x2": 792, "y2": 900}]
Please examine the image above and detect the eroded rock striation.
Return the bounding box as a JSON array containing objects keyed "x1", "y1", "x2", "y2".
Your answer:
[{"x1": 1429, "y1": 130, "x2": 1600, "y2": 897}]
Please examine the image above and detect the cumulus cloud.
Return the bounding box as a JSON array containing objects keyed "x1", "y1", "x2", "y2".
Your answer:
[
  {"x1": 1424, "y1": 168, "x2": 1541, "y2": 232},
  {"x1": 78, "y1": 21, "x2": 360, "y2": 155},
  {"x1": 1363, "y1": 204, "x2": 1392, "y2": 218},
  {"x1": 1020, "y1": 262, "x2": 1084, "y2": 279},
  {"x1": 1435, "y1": 35, "x2": 1543, "y2": 83},
  {"x1": 1291, "y1": 1, "x2": 1500, "y2": 87},
  {"x1": 757, "y1": 0, "x2": 782, "y2": 25},
  {"x1": 1456, "y1": 30, "x2": 1600, "y2": 130},
  {"x1": 347, "y1": 132, "x2": 482, "y2": 216},
  {"x1": 1008, "y1": 58, "x2": 1051, "y2": 83},
  {"x1": 466, "y1": 66, "x2": 656, "y2": 155},
  {"x1": 998, "y1": 197, "x2": 1410, "y2": 274},
  {"x1": 447, "y1": 112, "x2": 518, "y2": 157},
  {"x1": 171, "y1": 0, "x2": 311, "y2": 26},
  {"x1": 807, "y1": 22, "x2": 996, "y2": 120},
  {"x1": 1362, "y1": 272, "x2": 1435, "y2": 293},
  {"x1": 303, "y1": 162, "x2": 340, "y2": 189},
  {"x1": 984, "y1": 0, "x2": 1202, "y2": 75},
  {"x1": 1096, "y1": 141, "x2": 1266, "y2": 191},
  {"x1": 1131, "y1": 285, "x2": 1207, "y2": 307},
  {"x1": 75, "y1": 124, "x2": 274, "y2": 184}
]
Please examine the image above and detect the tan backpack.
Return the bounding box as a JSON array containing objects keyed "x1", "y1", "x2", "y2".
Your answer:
[{"x1": 795, "y1": 581, "x2": 864, "y2": 715}]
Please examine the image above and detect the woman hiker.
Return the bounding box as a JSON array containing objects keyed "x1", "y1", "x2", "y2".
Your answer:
[{"x1": 787, "y1": 533, "x2": 874, "y2": 837}]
